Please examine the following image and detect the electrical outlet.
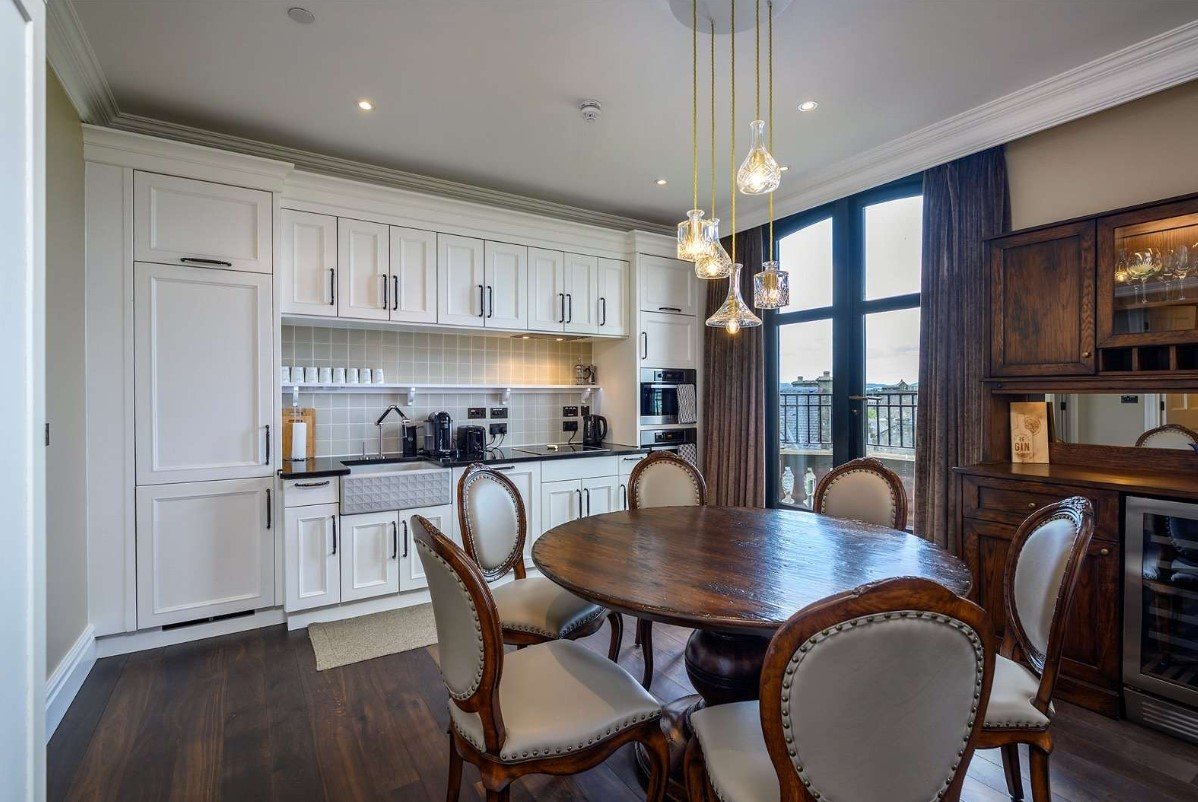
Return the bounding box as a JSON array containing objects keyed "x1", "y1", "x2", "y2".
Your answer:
[
  {"x1": 562, "y1": 405, "x2": 579, "y2": 417},
  {"x1": 468, "y1": 407, "x2": 487, "y2": 419},
  {"x1": 490, "y1": 407, "x2": 508, "y2": 419},
  {"x1": 562, "y1": 420, "x2": 579, "y2": 433},
  {"x1": 489, "y1": 422, "x2": 508, "y2": 436},
  {"x1": 580, "y1": 405, "x2": 590, "y2": 417}
]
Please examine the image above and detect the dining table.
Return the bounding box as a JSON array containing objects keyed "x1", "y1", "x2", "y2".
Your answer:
[{"x1": 531, "y1": 505, "x2": 973, "y2": 801}]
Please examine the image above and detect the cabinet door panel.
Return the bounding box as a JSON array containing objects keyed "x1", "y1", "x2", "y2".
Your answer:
[
  {"x1": 279, "y1": 209, "x2": 337, "y2": 316},
  {"x1": 641, "y1": 310, "x2": 697, "y2": 369},
  {"x1": 135, "y1": 263, "x2": 273, "y2": 484},
  {"x1": 596, "y1": 258, "x2": 629, "y2": 336},
  {"x1": 283, "y1": 503, "x2": 339, "y2": 611},
  {"x1": 564, "y1": 253, "x2": 598, "y2": 334},
  {"x1": 638, "y1": 254, "x2": 697, "y2": 315},
  {"x1": 528, "y1": 248, "x2": 565, "y2": 332},
  {"x1": 339, "y1": 511, "x2": 400, "y2": 602},
  {"x1": 541, "y1": 480, "x2": 580, "y2": 534},
  {"x1": 338, "y1": 219, "x2": 389, "y2": 321},
  {"x1": 399, "y1": 504, "x2": 457, "y2": 591},
  {"x1": 134, "y1": 172, "x2": 272, "y2": 274},
  {"x1": 438, "y1": 234, "x2": 486, "y2": 326},
  {"x1": 581, "y1": 476, "x2": 619, "y2": 517},
  {"x1": 484, "y1": 241, "x2": 528, "y2": 329},
  {"x1": 389, "y1": 227, "x2": 437, "y2": 324},
  {"x1": 136, "y1": 478, "x2": 274, "y2": 628}
]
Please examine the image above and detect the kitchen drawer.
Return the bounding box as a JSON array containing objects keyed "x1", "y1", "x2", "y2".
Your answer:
[
  {"x1": 283, "y1": 477, "x2": 339, "y2": 507},
  {"x1": 541, "y1": 456, "x2": 619, "y2": 482},
  {"x1": 961, "y1": 475, "x2": 1118, "y2": 539},
  {"x1": 618, "y1": 453, "x2": 647, "y2": 477}
]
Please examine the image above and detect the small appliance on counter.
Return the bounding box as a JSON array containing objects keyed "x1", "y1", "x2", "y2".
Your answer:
[
  {"x1": 423, "y1": 412, "x2": 454, "y2": 457},
  {"x1": 582, "y1": 414, "x2": 608, "y2": 447},
  {"x1": 401, "y1": 421, "x2": 420, "y2": 457},
  {"x1": 456, "y1": 425, "x2": 487, "y2": 457}
]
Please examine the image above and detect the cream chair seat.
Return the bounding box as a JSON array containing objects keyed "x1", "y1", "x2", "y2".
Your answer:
[
  {"x1": 811, "y1": 456, "x2": 908, "y2": 530},
  {"x1": 490, "y1": 577, "x2": 606, "y2": 640},
  {"x1": 686, "y1": 701, "x2": 776, "y2": 802},
  {"x1": 984, "y1": 655, "x2": 1052, "y2": 730}
]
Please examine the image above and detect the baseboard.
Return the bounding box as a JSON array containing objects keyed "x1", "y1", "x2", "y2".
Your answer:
[
  {"x1": 45, "y1": 624, "x2": 97, "y2": 740},
  {"x1": 95, "y1": 607, "x2": 286, "y2": 659}
]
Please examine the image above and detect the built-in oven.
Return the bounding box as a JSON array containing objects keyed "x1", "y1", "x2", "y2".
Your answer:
[
  {"x1": 639, "y1": 368, "x2": 697, "y2": 426},
  {"x1": 1124, "y1": 496, "x2": 1198, "y2": 743},
  {"x1": 639, "y1": 426, "x2": 698, "y2": 466}
]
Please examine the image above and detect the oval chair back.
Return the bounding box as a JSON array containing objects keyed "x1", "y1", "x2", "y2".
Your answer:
[
  {"x1": 457, "y1": 464, "x2": 528, "y2": 580},
  {"x1": 1135, "y1": 423, "x2": 1198, "y2": 450},
  {"x1": 812, "y1": 457, "x2": 908, "y2": 530},
  {"x1": 628, "y1": 451, "x2": 707, "y2": 509}
]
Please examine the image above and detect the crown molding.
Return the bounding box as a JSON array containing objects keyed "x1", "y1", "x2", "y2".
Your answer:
[
  {"x1": 45, "y1": 0, "x2": 117, "y2": 124},
  {"x1": 739, "y1": 19, "x2": 1198, "y2": 229}
]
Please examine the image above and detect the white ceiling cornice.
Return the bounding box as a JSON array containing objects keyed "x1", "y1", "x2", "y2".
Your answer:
[
  {"x1": 45, "y1": 0, "x2": 117, "y2": 124},
  {"x1": 741, "y1": 19, "x2": 1198, "y2": 229}
]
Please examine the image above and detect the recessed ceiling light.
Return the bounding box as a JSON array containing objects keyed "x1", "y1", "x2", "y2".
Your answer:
[
  {"x1": 357, "y1": 99, "x2": 374, "y2": 111},
  {"x1": 780, "y1": 165, "x2": 790, "y2": 172},
  {"x1": 655, "y1": 178, "x2": 668, "y2": 186},
  {"x1": 286, "y1": 7, "x2": 315, "y2": 24},
  {"x1": 798, "y1": 100, "x2": 819, "y2": 112}
]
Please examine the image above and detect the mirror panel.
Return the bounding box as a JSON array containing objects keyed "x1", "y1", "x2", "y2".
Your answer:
[{"x1": 1048, "y1": 392, "x2": 1198, "y2": 449}]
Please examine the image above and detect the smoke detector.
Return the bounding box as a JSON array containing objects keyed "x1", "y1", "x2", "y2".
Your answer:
[{"x1": 579, "y1": 100, "x2": 602, "y2": 122}]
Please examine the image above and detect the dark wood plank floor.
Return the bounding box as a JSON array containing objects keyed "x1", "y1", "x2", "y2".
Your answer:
[{"x1": 50, "y1": 618, "x2": 1198, "y2": 801}]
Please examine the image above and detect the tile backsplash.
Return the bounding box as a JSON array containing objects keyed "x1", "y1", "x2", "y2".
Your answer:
[{"x1": 281, "y1": 326, "x2": 594, "y2": 456}]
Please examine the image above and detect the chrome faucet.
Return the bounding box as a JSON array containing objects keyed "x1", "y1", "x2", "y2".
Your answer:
[{"x1": 374, "y1": 405, "x2": 410, "y2": 455}]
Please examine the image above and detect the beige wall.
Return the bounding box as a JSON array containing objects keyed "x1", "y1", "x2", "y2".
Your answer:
[
  {"x1": 1007, "y1": 80, "x2": 1198, "y2": 230},
  {"x1": 45, "y1": 68, "x2": 89, "y2": 676}
]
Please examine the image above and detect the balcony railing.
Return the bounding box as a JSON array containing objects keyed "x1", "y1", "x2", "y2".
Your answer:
[{"x1": 780, "y1": 391, "x2": 917, "y2": 454}]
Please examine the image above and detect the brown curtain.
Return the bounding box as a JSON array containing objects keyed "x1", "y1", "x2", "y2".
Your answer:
[
  {"x1": 701, "y1": 227, "x2": 767, "y2": 507},
  {"x1": 914, "y1": 146, "x2": 1010, "y2": 551}
]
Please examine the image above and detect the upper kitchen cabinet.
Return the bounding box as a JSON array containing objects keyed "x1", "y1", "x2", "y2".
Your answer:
[
  {"x1": 484, "y1": 241, "x2": 529, "y2": 329},
  {"x1": 134, "y1": 263, "x2": 274, "y2": 485},
  {"x1": 338, "y1": 218, "x2": 390, "y2": 321},
  {"x1": 989, "y1": 221, "x2": 1096, "y2": 377},
  {"x1": 438, "y1": 234, "x2": 487, "y2": 326},
  {"x1": 639, "y1": 254, "x2": 698, "y2": 316},
  {"x1": 565, "y1": 253, "x2": 599, "y2": 334},
  {"x1": 390, "y1": 227, "x2": 438, "y2": 324},
  {"x1": 596, "y1": 258, "x2": 629, "y2": 337},
  {"x1": 529, "y1": 248, "x2": 566, "y2": 332},
  {"x1": 279, "y1": 209, "x2": 338, "y2": 317},
  {"x1": 641, "y1": 310, "x2": 697, "y2": 369},
  {"x1": 134, "y1": 172, "x2": 272, "y2": 274}
]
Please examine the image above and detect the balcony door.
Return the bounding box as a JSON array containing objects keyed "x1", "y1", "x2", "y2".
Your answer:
[{"x1": 765, "y1": 178, "x2": 922, "y2": 520}]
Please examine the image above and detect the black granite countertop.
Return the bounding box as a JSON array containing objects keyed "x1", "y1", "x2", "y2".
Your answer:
[{"x1": 279, "y1": 443, "x2": 648, "y2": 480}]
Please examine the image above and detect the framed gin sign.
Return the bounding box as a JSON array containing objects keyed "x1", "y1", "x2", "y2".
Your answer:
[{"x1": 1010, "y1": 401, "x2": 1051, "y2": 463}]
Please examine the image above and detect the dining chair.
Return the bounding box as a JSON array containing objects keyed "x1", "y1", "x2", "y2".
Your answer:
[
  {"x1": 457, "y1": 464, "x2": 623, "y2": 660},
  {"x1": 684, "y1": 577, "x2": 995, "y2": 802},
  {"x1": 627, "y1": 451, "x2": 708, "y2": 688},
  {"x1": 979, "y1": 496, "x2": 1095, "y2": 802},
  {"x1": 412, "y1": 515, "x2": 670, "y2": 802},
  {"x1": 1135, "y1": 422, "x2": 1198, "y2": 449},
  {"x1": 811, "y1": 456, "x2": 908, "y2": 530}
]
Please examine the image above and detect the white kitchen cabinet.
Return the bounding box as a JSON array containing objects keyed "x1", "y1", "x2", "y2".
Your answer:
[
  {"x1": 581, "y1": 475, "x2": 620, "y2": 517},
  {"x1": 339, "y1": 510, "x2": 401, "y2": 602},
  {"x1": 596, "y1": 258, "x2": 629, "y2": 336},
  {"x1": 338, "y1": 218, "x2": 390, "y2": 321},
  {"x1": 564, "y1": 253, "x2": 598, "y2": 334},
  {"x1": 484, "y1": 241, "x2": 528, "y2": 329},
  {"x1": 528, "y1": 248, "x2": 566, "y2": 332},
  {"x1": 134, "y1": 263, "x2": 274, "y2": 485},
  {"x1": 541, "y1": 479, "x2": 582, "y2": 533},
  {"x1": 134, "y1": 172, "x2": 273, "y2": 274},
  {"x1": 640, "y1": 310, "x2": 698, "y2": 369},
  {"x1": 616, "y1": 453, "x2": 647, "y2": 510},
  {"x1": 438, "y1": 234, "x2": 486, "y2": 326},
  {"x1": 389, "y1": 226, "x2": 438, "y2": 324},
  {"x1": 279, "y1": 209, "x2": 337, "y2": 317},
  {"x1": 283, "y1": 502, "x2": 340, "y2": 612},
  {"x1": 639, "y1": 254, "x2": 698, "y2": 316},
  {"x1": 135, "y1": 478, "x2": 275, "y2": 628},
  {"x1": 399, "y1": 504, "x2": 457, "y2": 591}
]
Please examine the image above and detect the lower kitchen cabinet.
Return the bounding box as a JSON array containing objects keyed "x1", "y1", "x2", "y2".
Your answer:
[
  {"x1": 339, "y1": 510, "x2": 401, "y2": 602},
  {"x1": 541, "y1": 475, "x2": 621, "y2": 532},
  {"x1": 135, "y1": 477, "x2": 275, "y2": 628},
  {"x1": 581, "y1": 475, "x2": 619, "y2": 517},
  {"x1": 399, "y1": 504, "x2": 457, "y2": 591},
  {"x1": 283, "y1": 503, "x2": 340, "y2": 612}
]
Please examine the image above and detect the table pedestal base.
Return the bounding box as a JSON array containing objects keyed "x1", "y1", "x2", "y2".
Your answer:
[{"x1": 634, "y1": 629, "x2": 771, "y2": 800}]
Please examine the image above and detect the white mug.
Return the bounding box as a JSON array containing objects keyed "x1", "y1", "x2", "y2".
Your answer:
[
  {"x1": 346, "y1": 368, "x2": 359, "y2": 384},
  {"x1": 280, "y1": 366, "x2": 291, "y2": 384},
  {"x1": 372, "y1": 369, "x2": 385, "y2": 384},
  {"x1": 304, "y1": 366, "x2": 319, "y2": 383},
  {"x1": 319, "y1": 367, "x2": 333, "y2": 383},
  {"x1": 292, "y1": 365, "x2": 306, "y2": 383},
  {"x1": 333, "y1": 367, "x2": 346, "y2": 384}
]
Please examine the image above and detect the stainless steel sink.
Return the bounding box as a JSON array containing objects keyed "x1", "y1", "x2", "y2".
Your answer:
[{"x1": 340, "y1": 460, "x2": 451, "y2": 513}]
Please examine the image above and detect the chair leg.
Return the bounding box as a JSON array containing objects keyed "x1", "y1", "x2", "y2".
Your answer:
[
  {"x1": 637, "y1": 618, "x2": 654, "y2": 689},
  {"x1": 1000, "y1": 743, "x2": 1024, "y2": 800},
  {"x1": 635, "y1": 620, "x2": 642, "y2": 647},
  {"x1": 485, "y1": 790, "x2": 510, "y2": 802},
  {"x1": 684, "y1": 736, "x2": 710, "y2": 802},
  {"x1": 642, "y1": 727, "x2": 671, "y2": 802},
  {"x1": 445, "y1": 739, "x2": 463, "y2": 802},
  {"x1": 1029, "y1": 745, "x2": 1051, "y2": 802},
  {"x1": 607, "y1": 611, "x2": 624, "y2": 662}
]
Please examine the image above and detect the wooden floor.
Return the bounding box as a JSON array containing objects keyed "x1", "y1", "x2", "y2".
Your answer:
[{"x1": 50, "y1": 618, "x2": 1198, "y2": 802}]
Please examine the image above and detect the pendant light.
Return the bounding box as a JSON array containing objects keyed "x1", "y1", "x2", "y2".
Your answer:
[
  {"x1": 676, "y1": 0, "x2": 711, "y2": 262},
  {"x1": 753, "y1": 1, "x2": 790, "y2": 308},
  {"x1": 707, "y1": 0, "x2": 762, "y2": 335},
  {"x1": 736, "y1": 0, "x2": 781, "y2": 195},
  {"x1": 696, "y1": 16, "x2": 732, "y2": 280}
]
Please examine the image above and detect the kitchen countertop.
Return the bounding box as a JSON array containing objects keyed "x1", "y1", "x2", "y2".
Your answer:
[{"x1": 279, "y1": 442, "x2": 649, "y2": 480}]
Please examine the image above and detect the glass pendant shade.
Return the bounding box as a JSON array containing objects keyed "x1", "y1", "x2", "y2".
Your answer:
[
  {"x1": 676, "y1": 209, "x2": 712, "y2": 262},
  {"x1": 753, "y1": 260, "x2": 790, "y2": 308},
  {"x1": 695, "y1": 238, "x2": 733, "y2": 279},
  {"x1": 736, "y1": 120, "x2": 782, "y2": 195},
  {"x1": 706, "y1": 264, "x2": 763, "y2": 334}
]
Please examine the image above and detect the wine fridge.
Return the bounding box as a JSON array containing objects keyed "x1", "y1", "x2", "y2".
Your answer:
[{"x1": 1124, "y1": 496, "x2": 1198, "y2": 743}]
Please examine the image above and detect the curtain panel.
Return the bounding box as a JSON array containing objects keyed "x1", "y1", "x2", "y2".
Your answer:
[
  {"x1": 914, "y1": 146, "x2": 1010, "y2": 551},
  {"x1": 701, "y1": 228, "x2": 767, "y2": 507}
]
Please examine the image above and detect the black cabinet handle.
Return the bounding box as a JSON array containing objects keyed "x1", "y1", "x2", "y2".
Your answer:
[
  {"x1": 487, "y1": 286, "x2": 494, "y2": 318},
  {"x1": 621, "y1": 483, "x2": 627, "y2": 509},
  {"x1": 180, "y1": 257, "x2": 232, "y2": 267},
  {"x1": 402, "y1": 520, "x2": 409, "y2": 557},
  {"x1": 294, "y1": 480, "x2": 330, "y2": 488},
  {"x1": 558, "y1": 292, "x2": 565, "y2": 323},
  {"x1": 265, "y1": 425, "x2": 271, "y2": 464},
  {"x1": 658, "y1": 306, "x2": 682, "y2": 313},
  {"x1": 600, "y1": 297, "x2": 607, "y2": 326},
  {"x1": 393, "y1": 275, "x2": 399, "y2": 311},
  {"x1": 575, "y1": 488, "x2": 582, "y2": 519},
  {"x1": 331, "y1": 516, "x2": 338, "y2": 555},
  {"x1": 329, "y1": 268, "x2": 336, "y2": 305},
  {"x1": 382, "y1": 275, "x2": 389, "y2": 309},
  {"x1": 391, "y1": 521, "x2": 398, "y2": 559},
  {"x1": 641, "y1": 332, "x2": 648, "y2": 360},
  {"x1": 478, "y1": 284, "x2": 485, "y2": 317},
  {"x1": 495, "y1": 465, "x2": 515, "y2": 471},
  {"x1": 265, "y1": 489, "x2": 272, "y2": 529},
  {"x1": 584, "y1": 487, "x2": 591, "y2": 516},
  {"x1": 567, "y1": 293, "x2": 573, "y2": 323}
]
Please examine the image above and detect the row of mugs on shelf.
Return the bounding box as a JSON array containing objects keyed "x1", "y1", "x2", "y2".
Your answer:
[{"x1": 282, "y1": 366, "x2": 385, "y2": 385}]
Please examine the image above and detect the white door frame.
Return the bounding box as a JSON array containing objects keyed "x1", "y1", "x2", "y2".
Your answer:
[{"x1": 0, "y1": 0, "x2": 46, "y2": 797}]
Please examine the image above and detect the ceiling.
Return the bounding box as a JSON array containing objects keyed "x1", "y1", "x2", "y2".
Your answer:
[{"x1": 68, "y1": 0, "x2": 1198, "y2": 228}]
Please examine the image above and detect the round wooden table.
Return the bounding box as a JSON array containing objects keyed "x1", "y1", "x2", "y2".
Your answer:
[{"x1": 532, "y1": 505, "x2": 972, "y2": 800}]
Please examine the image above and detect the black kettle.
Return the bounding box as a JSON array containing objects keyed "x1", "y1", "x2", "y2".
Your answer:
[{"x1": 582, "y1": 414, "x2": 608, "y2": 447}]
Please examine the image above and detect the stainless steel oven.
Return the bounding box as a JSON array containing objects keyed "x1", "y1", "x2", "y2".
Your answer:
[
  {"x1": 639, "y1": 426, "x2": 698, "y2": 465},
  {"x1": 1124, "y1": 496, "x2": 1198, "y2": 743},
  {"x1": 639, "y1": 368, "x2": 697, "y2": 426}
]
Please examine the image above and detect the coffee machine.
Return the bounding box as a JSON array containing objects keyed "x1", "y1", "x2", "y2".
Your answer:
[{"x1": 423, "y1": 412, "x2": 454, "y2": 456}]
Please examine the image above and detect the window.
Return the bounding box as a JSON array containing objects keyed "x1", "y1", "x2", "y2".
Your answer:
[{"x1": 765, "y1": 178, "x2": 922, "y2": 519}]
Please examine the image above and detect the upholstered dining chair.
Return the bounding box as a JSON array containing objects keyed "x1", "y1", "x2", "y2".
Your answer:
[
  {"x1": 979, "y1": 496, "x2": 1095, "y2": 802},
  {"x1": 412, "y1": 515, "x2": 670, "y2": 802},
  {"x1": 457, "y1": 464, "x2": 623, "y2": 661},
  {"x1": 627, "y1": 451, "x2": 708, "y2": 688},
  {"x1": 684, "y1": 577, "x2": 996, "y2": 802},
  {"x1": 1135, "y1": 422, "x2": 1198, "y2": 449},
  {"x1": 811, "y1": 456, "x2": 908, "y2": 530}
]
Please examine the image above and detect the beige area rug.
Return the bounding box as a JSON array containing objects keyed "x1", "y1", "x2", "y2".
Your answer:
[{"x1": 308, "y1": 603, "x2": 438, "y2": 671}]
